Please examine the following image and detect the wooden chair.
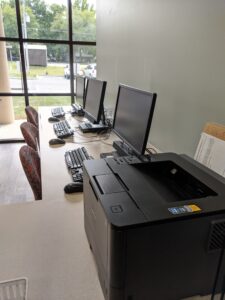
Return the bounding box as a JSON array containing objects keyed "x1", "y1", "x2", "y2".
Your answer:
[
  {"x1": 25, "y1": 106, "x2": 39, "y2": 127},
  {"x1": 19, "y1": 145, "x2": 42, "y2": 200},
  {"x1": 20, "y1": 122, "x2": 39, "y2": 151}
]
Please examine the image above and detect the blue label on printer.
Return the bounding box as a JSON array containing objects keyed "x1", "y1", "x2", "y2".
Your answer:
[{"x1": 168, "y1": 205, "x2": 201, "y2": 215}]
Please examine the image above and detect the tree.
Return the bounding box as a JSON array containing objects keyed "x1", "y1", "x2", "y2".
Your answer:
[
  {"x1": 73, "y1": 0, "x2": 93, "y2": 11},
  {"x1": 1, "y1": 2, "x2": 19, "y2": 59},
  {"x1": 72, "y1": 1, "x2": 96, "y2": 62},
  {"x1": 1, "y1": 0, "x2": 38, "y2": 39},
  {"x1": 1, "y1": 0, "x2": 96, "y2": 62},
  {"x1": 25, "y1": 7, "x2": 39, "y2": 39},
  {"x1": 26, "y1": 0, "x2": 54, "y2": 39},
  {"x1": 81, "y1": 0, "x2": 89, "y2": 11},
  {"x1": 1, "y1": 2, "x2": 17, "y2": 38},
  {"x1": 48, "y1": 4, "x2": 67, "y2": 40},
  {"x1": 72, "y1": 0, "x2": 96, "y2": 41},
  {"x1": 47, "y1": 4, "x2": 67, "y2": 61}
]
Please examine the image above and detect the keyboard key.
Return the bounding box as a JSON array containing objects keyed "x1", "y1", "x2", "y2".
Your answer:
[
  {"x1": 53, "y1": 120, "x2": 74, "y2": 138},
  {"x1": 51, "y1": 107, "x2": 65, "y2": 118},
  {"x1": 65, "y1": 147, "x2": 93, "y2": 182}
]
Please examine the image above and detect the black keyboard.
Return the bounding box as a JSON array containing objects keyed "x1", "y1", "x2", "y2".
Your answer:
[
  {"x1": 53, "y1": 120, "x2": 74, "y2": 138},
  {"x1": 65, "y1": 147, "x2": 91, "y2": 169},
  {"x1": 71, "y1": 168, "x2": 84, "y2": 182},
  {"x1": 51, "y1": 107, "x2": 65, "y2": 118},
  {"x1": 65, "y1": 147, "x2": 92, "y2": 182},
  {"x1": 79, "y1": 122, "x2": 109, "y2": 133}
]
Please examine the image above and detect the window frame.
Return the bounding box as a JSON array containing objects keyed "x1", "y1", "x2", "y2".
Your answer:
[{"x1": 0, "y1": 0, "x2": 96, "y2": 105}]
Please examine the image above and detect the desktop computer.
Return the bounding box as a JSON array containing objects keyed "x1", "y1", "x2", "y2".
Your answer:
[
  {"x1": 71, "y1": 76, "x2": 86, "y2": 116},
  {"x1": 83, "y1": 153, "x2": 225, "y2": 300},
  {"x1": 100, "y1": 84, "x2": 157, "y2": 159},
  {"x1": 79, "y1": 78, "x2": 109, "y2": 133}
]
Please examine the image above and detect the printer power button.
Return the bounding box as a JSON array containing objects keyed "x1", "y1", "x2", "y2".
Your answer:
[{"x1": 111, "y1": 205, "x2": 123, "y2": 213}]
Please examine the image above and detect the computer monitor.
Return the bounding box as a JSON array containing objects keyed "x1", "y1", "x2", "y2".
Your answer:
[
  {"x1": 113, "y1": 84, "x2": 157, "y2": 156},
  {"x1": 84, "y1": 78, "x2": 107, "y2": 124},
  {"x1": 75, "y1": 76, "x2": 86, "y2": 107}
]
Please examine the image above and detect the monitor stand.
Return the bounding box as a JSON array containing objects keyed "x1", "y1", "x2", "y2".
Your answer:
[
  {"x1": 100, "y1": 151, "x2": 118, "y2": 159},
  {"x1": 100, "y1": 141, "x2": 138, "y2": 159},
  {"x1": 113, "y1": 140, "x2": 137, "y2": 156},
  {"x1": 71, "y1": 103, "x2": 85, "y2": 116},
  {"x1": 105, "y1": 141, "x2": 152, "y2": 163}
]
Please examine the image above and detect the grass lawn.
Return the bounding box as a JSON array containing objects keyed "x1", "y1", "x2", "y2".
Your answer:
[
  {"x1": 8, "y1": 62, "x2": 89, "y2": 78},
  {"x1": 13, "y1": 96, "x2": 71, "y2": 119},
  {"x1": 9, "y1": 62, "x2": 65, "y2": 78}
]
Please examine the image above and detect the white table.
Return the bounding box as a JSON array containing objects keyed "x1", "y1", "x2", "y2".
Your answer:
[{"x1": 38, "y1": 106, "x2": 115, "y2": 201}]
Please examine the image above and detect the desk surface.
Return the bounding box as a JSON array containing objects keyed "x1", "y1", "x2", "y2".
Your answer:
[{"x1": 39, "y1": 106, "x2": 115, "y2": 201}]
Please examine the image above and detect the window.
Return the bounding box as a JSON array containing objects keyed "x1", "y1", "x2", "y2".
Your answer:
[{"x1": 0, "y1": 0, "x2": 96, "y2": 135}]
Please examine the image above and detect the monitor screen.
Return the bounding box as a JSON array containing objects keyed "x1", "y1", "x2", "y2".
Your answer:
[
  {"x1": 84, "y1": 78, "x2": 107, "y2": 124},
  {"x1": 113, "y1": 84, "x2": 157, "y2": 155},
  {"x1": 75, "y1": 76, "x2": 86, "y2": 107}
]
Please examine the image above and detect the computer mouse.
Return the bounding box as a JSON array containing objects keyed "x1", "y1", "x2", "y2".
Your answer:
[
  {"x1": 64, "y1": 182, "x2": 83, "y2": 194},
  {"x1": 48, "y1": 117, "x2": 60, "y2": 122},
  {"x1": 49, "y1": 138, "x2": 66, "y2": 146}
]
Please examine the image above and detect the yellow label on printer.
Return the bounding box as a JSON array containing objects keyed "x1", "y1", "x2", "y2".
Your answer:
[
  {"x1": 187, "y1": 204, "x2": 201, "y2": 212},
  {"x1": 168, "y1": 204, "x2": 201, "y2": 215}
]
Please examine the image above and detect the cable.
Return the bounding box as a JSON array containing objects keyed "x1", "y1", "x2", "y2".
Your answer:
[
  {"x1": 71, "y1": 115, "x2": 83, "y2": 123},
  {"x1": 100, "y1": 139, "x2": 113, "y2": 146},
  {"x1": 72, "y1": 137, "x2": 109, "y2": 144},
  {"x1": 71, "y1": 131, "x2": 111, "y2": 144},
  {"x1": 98, "y1": 127, "x2": 112, "y2": 135},
  {"x1": 73, "y1": 130, "x2": 111, "y2": 142},
  {"x1": 146, "y1": 147, "x2": 157, "y2": 154},
  {"x1": 75, "y1": 130, "x2": 99, "y2": 138},
  {"x1": 98, "y1": 130, "x2": 111, "y2": 140}
]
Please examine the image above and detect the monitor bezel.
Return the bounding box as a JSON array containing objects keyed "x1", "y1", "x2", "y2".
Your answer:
[
  {"x1": 113, "y1": 84, "x2": 157, "y2": 155},
  {"x1": 84, "y1": 78, "x2": 107, "y2": 124},
  {"x1": 75, "y1": 76, "x2": 86, "y2": 108}
]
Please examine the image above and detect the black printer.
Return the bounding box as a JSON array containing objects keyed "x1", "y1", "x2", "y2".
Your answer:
[{"x1": 83, "y1": 153, "x2": 225, "y2": 300}]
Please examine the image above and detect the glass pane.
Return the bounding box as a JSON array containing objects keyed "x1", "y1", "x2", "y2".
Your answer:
[
  {"x1": 0, "y1": 42, "x2": 23, "y2": 93},
  {"x1": 0, "y1": 1, "x2": 18, "y2": 38},
  {"x1": 25, "y1": 43, "x2": 70, "y2": 93},
  {"x1": 19, "y1": 0, "x2": 68, "y2": 40},
  {"x1": 29, "y1": 96, "x2": 71, "y2": 109},
  {"x1": 72, "y1": 45, "x2": 96, "y2": 91},
  {"x1": 0, "y1": 96, "x2": 26, "y2": 140},
  {"x1": 14, "y1": 96, "x2": 26, "y2": 119},
  {"x1": 72, "y1": 0, "x2": 96, "y2": 41}
]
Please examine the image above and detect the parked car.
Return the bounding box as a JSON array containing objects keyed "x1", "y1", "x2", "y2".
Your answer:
[
  {"x1": 64, "y1": 64, "x2": 82, "y2": 79},
  {"x1": 81, "y1": 63, "x2": 97, "y2": 78},
  {"x1": 64, "y1": 65, "x2": 71, "y2": 79}
]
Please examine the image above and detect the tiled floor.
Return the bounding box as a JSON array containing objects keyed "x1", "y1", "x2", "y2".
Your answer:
[
  {"x1": 0, "y1": 119, "x2": 25, "y2": 139},
  {"x1": 0, "y1": 143, "x2": 34, "y2": 204}
]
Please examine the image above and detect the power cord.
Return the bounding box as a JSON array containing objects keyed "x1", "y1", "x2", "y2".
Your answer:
[
  {"x1": 71, "y1": 131, "x2": 111, "y2": 144},
  {"x1": 75, "y1": 130, "x2": 99, "y2": 138},
  {"x1": 146, "y1": 147, "x2": 157, "y2": 154}
]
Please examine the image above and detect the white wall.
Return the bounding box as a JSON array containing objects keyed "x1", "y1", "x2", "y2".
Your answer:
[{"x1": 96, "y1": 0, "x2": 225, "y2": 156}]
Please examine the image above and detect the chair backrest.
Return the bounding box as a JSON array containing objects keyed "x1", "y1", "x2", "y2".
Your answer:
[
  {"x1": 25, "y1": 106, "x2": 39, "y2": 127},
  {"x1": 20, "y1": 122, "x2": 39, "y2": 151},
  {"x1": 19, "y1": 145, "x2": 42, "y2": 200}
]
